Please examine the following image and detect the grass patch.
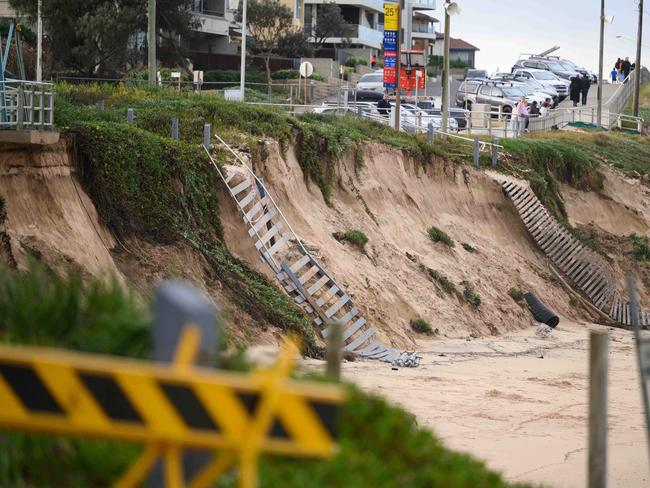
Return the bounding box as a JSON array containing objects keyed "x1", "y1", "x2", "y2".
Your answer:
[
  {"x1": 410, "y1": 317, "x2": 434, "y2": 334},
  {"x1": 422, "y1": 265, "x2": 457, "y2": 295},
  {"x1": 629, "y1": 232, "x2": 650, "y2": 261},
  {"x1": 333, "y1": 229, "x2": 369, "y2": 250},
  {"x1": 508, "y1": 287, "x2": 524, "y2": 303},
  {"x1": 461, "y1": 280, "x2": 482, "y2": 307},
  {"x1": 427, "y1": 226, "x2": 454, "y2": 247}
]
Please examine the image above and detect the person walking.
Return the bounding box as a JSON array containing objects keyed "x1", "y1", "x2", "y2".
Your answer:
[
  {"x1": 580, "y1": 74, "x2": 591, "y2": 106},
  {"x1": 611, "y1": 66, "x2": 618, "y2": 84},
  {"x1": 377, "y1": 92, "x2": 391, "y2": 117},
  {"x1": 622, "y1": 56, "x2": 632, "y2": 80},
  {"x1": 569, "y1": 76, "x2": 582, "y2": 107},
  {"x1": 615, "y1": 57, "x2": 622, "y2": 83},
  {"x1": 540, "y1": 98, "x2": 552, "y2": 116}
]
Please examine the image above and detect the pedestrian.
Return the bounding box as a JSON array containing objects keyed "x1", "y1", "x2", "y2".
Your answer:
[
  {"x1": 370, "y1": 54, "x2": 377, "y2": 68},
  {"x1": 515, "y1": 96, "x2": 529, "y2": 133},
  {"x1": 569, "y1": 76, "x2": 581, "y2": 107},
  {"x1": 580, "y1": 74, "x2": 591, "y2": 106},
  {"x1": 377, "y1": 92, "x2": 391, "y2": 117},
  {"x1": 615, "y1": 58, "x2": 622, "y2": 83},
  {"x1": 622, "y1": 56, "x2": 632, "y2": 80},
  {"x1": 540, "y1": 98, "x2": 552, "y2": 116},
  {"x1": 611, "y1": 66, "x2": 618, "y2": 84},
  {"x1": 529, "y1": 101, "x2": 540, "y2": 116}
]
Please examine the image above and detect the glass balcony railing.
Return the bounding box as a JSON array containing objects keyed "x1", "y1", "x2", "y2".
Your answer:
[{"x1": 411, "y1": 23, "x2": 436, "y2": 34}]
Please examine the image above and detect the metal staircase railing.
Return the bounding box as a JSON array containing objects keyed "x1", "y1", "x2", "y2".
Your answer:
[
  {"x1": 204, "y1": 135, "x2": 420, "y2": 366},
  {"x1": 502, "y1": 180, "x2": 648, "y2": 327}
]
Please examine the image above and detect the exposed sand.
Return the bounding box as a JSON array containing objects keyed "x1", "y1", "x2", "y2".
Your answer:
[{"x1": 303, "y1": 321, "x2": 649, "y2": 487}]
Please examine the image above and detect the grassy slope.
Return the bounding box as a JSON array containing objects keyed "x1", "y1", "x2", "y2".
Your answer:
[
  {"x1": 625, "y1": 80, "x2": 650, "y2": 122},
  {"x1": 0, "y1": 264, "x2": 531, "y2": 488}
]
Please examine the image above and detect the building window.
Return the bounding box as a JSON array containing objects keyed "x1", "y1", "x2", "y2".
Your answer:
[{"x1": 295, "y1": 0, "x2": 302, "y2": 19}]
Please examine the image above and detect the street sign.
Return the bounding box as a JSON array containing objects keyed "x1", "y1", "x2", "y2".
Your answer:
[
  {"x1": 0, "y1": 335, "x2": 345, "y2": 488},
  {"x1": 299, "y1": 61, "x2": 314, "y2": 78},
  {"x1": 383, "y1": 2, "x2": 399, "y2": 90}
]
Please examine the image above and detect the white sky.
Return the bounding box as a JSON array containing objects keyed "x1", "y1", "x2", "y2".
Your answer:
[{"x1": 440, "y1": 0, "x2": 648, "y2": 75}]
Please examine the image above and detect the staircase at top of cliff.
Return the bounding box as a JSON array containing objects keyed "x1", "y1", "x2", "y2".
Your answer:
[
  {"x1": 204, "y1": 135, "x2": 420, "y2": 367},
  {"x1": 501, "y1": 179, "x2": 650, "y2": 327}
]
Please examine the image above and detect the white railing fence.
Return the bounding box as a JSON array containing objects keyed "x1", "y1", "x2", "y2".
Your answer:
[{"x1": 1, "y1": 80, "x2": 55, "y2": 131}]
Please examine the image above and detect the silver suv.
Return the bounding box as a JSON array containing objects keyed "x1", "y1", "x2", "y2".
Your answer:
[
  {"x1": 511, "y1": 68, "x2": 569, "y2": 101},
  {"x1": 455, "y1": 79, "x2": 483, "y2": 109},
  {"x1": 512, "y1": 58, "x2": 579, "y2": 81},
  {"x1": 473, "y1": 82, "x2": 527, "y2": 115}
]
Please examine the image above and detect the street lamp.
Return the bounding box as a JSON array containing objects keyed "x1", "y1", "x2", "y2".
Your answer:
[
  {"x1": 633, "y1": 0, "x2": 644, "y2": 117},
  {"x1": 441, "y1": 0, "x2": 459, "y2": 138},
  {"x1": 240, "y1": 0, "x2": 247, "y2": 101},
  {"x1": 615, "y1": 35, "x2": 649, "y2": 49}
]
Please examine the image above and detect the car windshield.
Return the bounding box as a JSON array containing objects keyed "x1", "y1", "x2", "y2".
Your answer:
[
  {"x1": 545, "y1": 61, "x2": 566, "y2": 71},
  {"x1": 533, "y1": 71, "x2": 557, "y2": 80},
  {"x1": 502, "y1": 87, "x2": 525, "y2": 97},
  {"x1": 557, "y1": 61, "x2": 576, "y2": 71},
  {"x1": 524, "y1": 80, "x2": 545, "y2": 90},
  {"x1": 467, "y1": 70, "x2": 487, "y2": 78},
  {"x1": 360, "y1": 74, "x2": 382, "y2": 83}
]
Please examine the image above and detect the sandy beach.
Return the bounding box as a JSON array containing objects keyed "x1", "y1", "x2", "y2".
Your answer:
[{"x1": 308, "y1": 321, "x2": 649, "y2": 487}]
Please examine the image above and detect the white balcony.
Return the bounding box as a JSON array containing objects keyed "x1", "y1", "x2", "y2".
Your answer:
[
  {"x1": 195, "y1": 12, "x2": 231, "y2": 36},
  {"x1": 305, "y1": 0, "x2": 383, "y2": 15}
]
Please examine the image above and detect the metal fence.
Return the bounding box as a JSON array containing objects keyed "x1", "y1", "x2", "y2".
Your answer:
[{"x1": 0, "y1": 80, "x2": 55, "y2": 131}]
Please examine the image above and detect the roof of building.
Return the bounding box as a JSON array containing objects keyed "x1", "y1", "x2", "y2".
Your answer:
[{"x1": 434, "y1": 34, "x2": 480, "y2": 51}]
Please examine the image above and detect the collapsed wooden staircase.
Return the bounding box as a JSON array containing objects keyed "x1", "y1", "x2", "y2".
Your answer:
[
  {"x1": 502, "y1": 180, "x2": 649, "y2": 327},
  {"x1": 206, "y1": 136, "x2": 420, "y2": 366}
]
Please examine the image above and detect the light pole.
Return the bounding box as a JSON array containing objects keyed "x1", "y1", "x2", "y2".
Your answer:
[
  {"x1": 596, "y1": 4, "x2": 614, "y2": 128},
  {"x1": 240, "y1": 0, "x2": 247, "y2": 101},
  {"x1": 441, "y1": 1, "x2": 459, "y2": 138},
  {"x1": 616, "y1": 34, "x2": 649, "y2": 48},
  {"x1": 148, "y1": 0, "x2": 156, "y2": 85},
  {"x1": 36, "y1": 0, "x2": 42, "y2": 82},
  {"x1": 633, "y1": 0, "x2": 644, "y2": 117},
  {"x1": 394, "y1": 0, "x2": 404, "y2": 130}
]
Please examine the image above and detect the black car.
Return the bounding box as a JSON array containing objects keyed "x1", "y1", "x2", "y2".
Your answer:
[{"x1": 350, "y1": 90, "x2": 384, "y2": 102}]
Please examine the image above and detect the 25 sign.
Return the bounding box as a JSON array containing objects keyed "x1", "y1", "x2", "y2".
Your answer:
[{"x1": 384, "y1": 3, "x2": 399, "y2": 31}]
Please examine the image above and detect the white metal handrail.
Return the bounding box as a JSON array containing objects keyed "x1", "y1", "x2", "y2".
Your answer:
[{"x1": 1, "y1": 79, "x2": 55, "y2": 130}]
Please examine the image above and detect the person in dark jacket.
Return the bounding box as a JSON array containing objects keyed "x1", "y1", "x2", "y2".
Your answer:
[
  {"x1": 580, "y1": 74, "x2": 591, "y2": 106},
  {"x1": 569, "y1": 76, "x2": 582, "y2": 107},
  {"x1": 529, "y1": 101, "x2": 541, "y2": 116},
  {"x1": 377, "y1": 93, "x2": 391, "y2": 117},
  {"x1": 622, "y1": 57, "x2": 632, "y2": 80}
]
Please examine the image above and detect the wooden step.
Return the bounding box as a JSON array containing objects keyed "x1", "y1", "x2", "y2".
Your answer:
[
  {"x1": 344, "y1": 328, "x2": 375, "y2": 352},
  {"x1": 248, "y1": 208, "x2": 277, "y2": 236},
  {"x1": 230, "y1": 178, "x2": 252, "y2": 197}
]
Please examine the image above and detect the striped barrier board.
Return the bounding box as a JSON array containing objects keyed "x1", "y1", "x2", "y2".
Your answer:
[
  {"x1": 501, "y1": 180, "x2": 649, "y2": 328},
  {"x1": 0, "y1": 335, "x2": 345, "y2": 488}
]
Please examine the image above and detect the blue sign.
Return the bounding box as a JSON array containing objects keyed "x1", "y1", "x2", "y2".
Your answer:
[
  {"x1": 383, "y1": 54, "x2": 397, "y2": 68},
  {"x1": 383, "y1": 30, "x2": 397, "y2": 52}
]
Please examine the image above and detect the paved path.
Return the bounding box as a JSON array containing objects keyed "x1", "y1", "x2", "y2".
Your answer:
[{"x1": 559, "y1": 80, "x2": 620, "y2": 108}]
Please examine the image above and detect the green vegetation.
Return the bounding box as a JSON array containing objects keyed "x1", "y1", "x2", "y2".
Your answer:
[
  {"x1": 344, "y1": 56, "x2": 368, "y2": 68},
  {"x1": 508, "y1": 287, "x2": 524, "y2": 303},
  {"x1": 333, "y1": 229, "x2": 369, "y2": 250},
  {"x1": 422, "y1": 265, "x2": 457, "y2": 295},
  {"x1": 629, "y1": 232, "x2": 650, "y2": 261},
  {"x1": 427, "y1": 225, "x2": 455, "y2": 247},
  {"x1": 624, "y1": 81, "x2": 650, "y2": 123},
  {"x1": 203, "y1": 68, "x2": 266, "y2": 84},
  {"x1": 461, "y1": 281, "x2": 482, "y2": 307},
  {"x1": 271, "y1": 69, "x2": 325, "y2": 82},
  {"x1": 410, "y1": 317, "x2": 434, "y2": 334},
  {"x1": 72, "y1": 121, "x2": 319, "y2": 356}
]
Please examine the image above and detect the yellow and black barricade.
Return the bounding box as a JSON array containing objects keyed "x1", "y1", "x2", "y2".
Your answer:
[{"x1": 0, "y1": 331, "x2": 345, "y2": 488}]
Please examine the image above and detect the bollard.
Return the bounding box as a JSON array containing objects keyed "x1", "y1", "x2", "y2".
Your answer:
[
  {"x1": 473, "y1": 137, "x2": 479, "y2": 168},
  {"x1": 491, "y1": 137, "x2": 499, "y2": 167},
  {"x1": 96, "y1": 100, "x2": 104, "y2": 112},
  {"x1": 171, "y1": 117, "x2": 179, "y2": 141},
  {"x1": 150, "y1": 281, "x2": 218, "y2": 487},
  {"x1": 326, "y1": 320, "x2": 343, "y2": 381},
  {"x1": 127, "y1": 108, "x2": 134, "y2": 124},
  {"x1": 588, "y1": 330, "x2": 608, "y2": 488},
  {"x1": 203, "y1": 123, "x2": 211, "y2": 150},
  {"x1": 428, "y1": 122, "x2": 434, "y2": 142},
  {"x1": 357, "y1": 106, "x2": 362, "y2": 117}
]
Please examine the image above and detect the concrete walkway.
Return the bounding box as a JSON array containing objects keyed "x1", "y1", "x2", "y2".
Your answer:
[{"x1": 559, "y1": 80, "x2": 619, "y2": 108}]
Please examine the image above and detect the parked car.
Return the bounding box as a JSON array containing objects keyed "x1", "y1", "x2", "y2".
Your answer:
[
  {"x1": 473, "y1": 82, "x2": 528, "y2": 116},
  {"x1": 511, "y1": 68, "x2": 569, "y2": 101},
  {"x1": 401, "y1": 103, "x2": 459, "y2": 133},
  {"x1": 512, "y1": 57, "x2": 579, "y2": 81},
  {"x1": 553, "y1": 57, "x2": 597, "y2": 83},
  {"x1": 356, "y1": 71, "x2": 384, "y2": 92},
  {"x1": 455, "y1": 79, "x2": 483, "y2": 109},
  {"x1": 351, "y1": 90, "x2": 384, "y2": 102},
  {"x1": 311, "y1": 103, "x2": 379, "y2": 117},
  {"x1": 429, "y1": 107, "x2": 470, "y2": 129},
  {"x1": 464, "y1": 68, "x2": 488, "y2": 80}
]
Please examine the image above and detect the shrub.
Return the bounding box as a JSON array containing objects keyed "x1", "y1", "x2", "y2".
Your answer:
[
  {"x1": 629, "y1": 233, "x2": 650, "y2": 261},
  {"x1": 344, "y1": 56, "x2": 368, "y2": 68},
  {"x1": 427, "y1": 226, "x2": 454, "y2": 247},
  {"x1": 333, "y1": 229, "x2": 369, "y2": 250},
  {"x1": 422, "y1": 266, "x2": 457, "y2": 295},
  {"x1": 461, "y1": 280, "x2": 481, "y2": 306},
  {"x1": 508, "y1": 287, "x2": 524, "y2": 303},
  {"x1": 410, "y1": 318, "x2": 433, "y2": 334},
  {"x1": 203, "y1": 69, "x2": 265, "y2": 84}
]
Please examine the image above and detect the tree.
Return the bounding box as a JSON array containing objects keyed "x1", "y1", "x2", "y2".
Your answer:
[
  {"x1": 276, "y1": 31, "x2": 313, "y2": 59},
  {"x1": 309, "y1": 2, "x2": 353, "y2": 52},
  {"x1": 236, "y1": 0, "x2": 296, "y2": 88},
  {"x1": 9, "y1": 0, "x2": 199, "y2": 76}
]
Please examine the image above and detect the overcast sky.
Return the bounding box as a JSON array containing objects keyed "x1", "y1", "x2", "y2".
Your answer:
[{"x1": 441, "y1": 0, "x2": 648, "y2": 74}]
